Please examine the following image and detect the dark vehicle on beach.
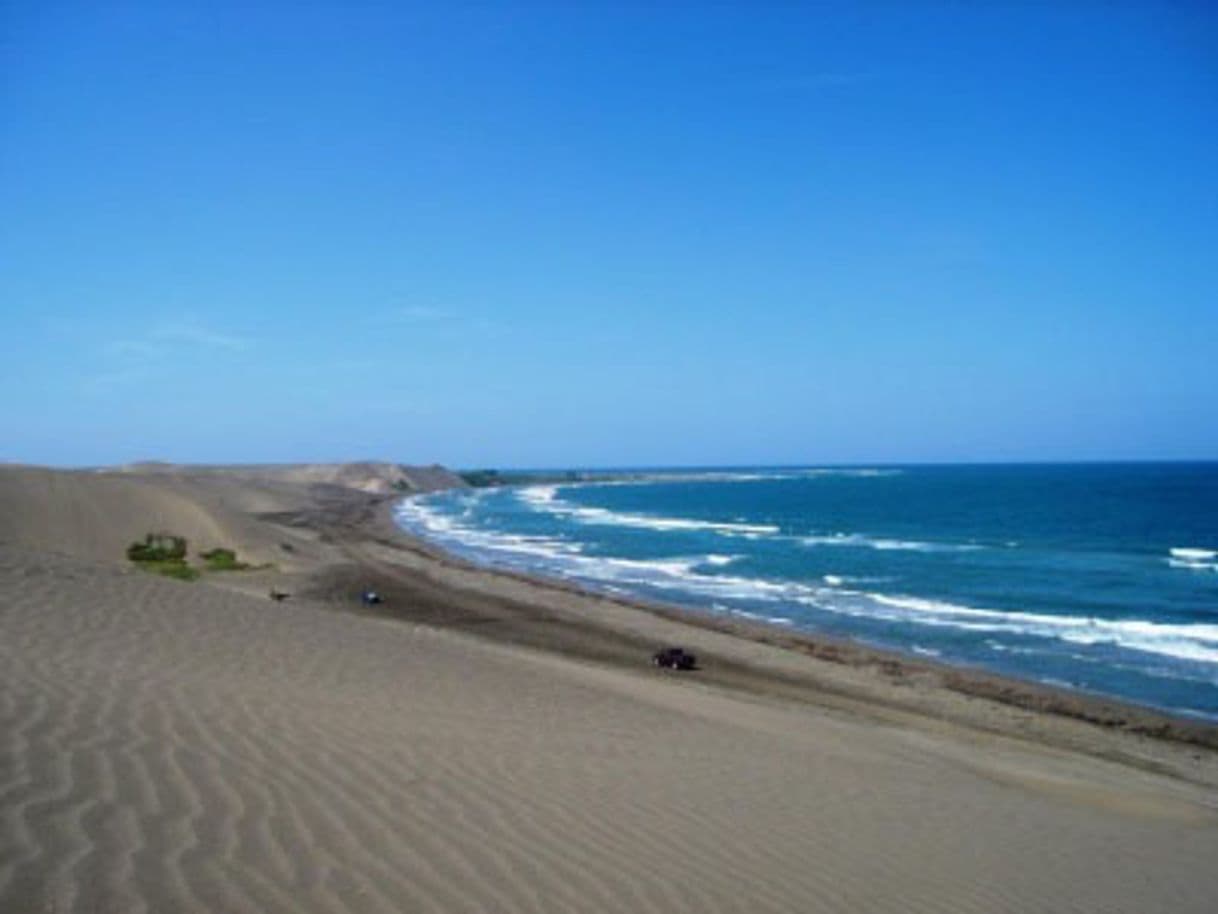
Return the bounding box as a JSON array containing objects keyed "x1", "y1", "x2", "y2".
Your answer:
[
  {"x1": 361, "y1": 590, "x2": 383, "y2": 606},
  {"x1": 653, "y1": 647, "x2": 697, "y2": 670}
]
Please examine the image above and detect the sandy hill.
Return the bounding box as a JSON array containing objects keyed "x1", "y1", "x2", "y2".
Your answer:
[
  {"x1": 114, "y1": 460, "x2": 466, "y2": 494},
  {"x1": 0, "y1": 461, "x2": 461, "y2": 568},
  {"x1": 3, "y1": 462, "x2": 1218, "y2": 913},
  {"x1": 4, "y1": 540, "x2": 1218, "y2": 914}
]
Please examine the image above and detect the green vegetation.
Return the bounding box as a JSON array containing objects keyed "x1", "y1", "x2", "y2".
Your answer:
[
  {"x1": 126, "y1": 532, "x2": 187, "y2": 563},
  {"x1": 137, "y1": 560, "x2": 201, "y2": 581},
  {"x1": 459, "y1": 469, "x2": 503, "y2": 487},
  {"x1": 126, "y1": 534, "x2": 264, "y2": 579},
  {"x1": 200, "y1": 547, "x2": 251, "y2": 571},
  {"x1": 459, "y1": 468, "x2": 624, "y2": 488},
  {"x1": 127, "y1": 533, "x2": 197, "y2": 581}
]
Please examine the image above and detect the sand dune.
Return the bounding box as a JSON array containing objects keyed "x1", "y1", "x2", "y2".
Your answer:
[
  {"x1": 0, "y1": 461, "x2": 458, "y2": 572},
  {"x1": 2, "y1": 466, "x2": 1217, "y2": 912},
  {"x1": 0, "y1": 466, "x2": 324, "y2": 569},
  {"x1": 112, "y1": 461, "x2": 466, "y2": 495}
]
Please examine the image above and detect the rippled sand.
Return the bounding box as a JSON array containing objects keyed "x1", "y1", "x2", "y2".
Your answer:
[{"x1": 2, "y1": 465, "x2": 1218, "y2": 912}]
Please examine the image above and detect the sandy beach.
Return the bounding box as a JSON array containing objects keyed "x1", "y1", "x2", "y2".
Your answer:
[{"x1": 3, "y1": 463, "x2": 1217, "y2": 913}]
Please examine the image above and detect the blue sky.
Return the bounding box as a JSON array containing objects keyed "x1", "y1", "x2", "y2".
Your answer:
[{"x1": 2, "y1": 1, "x2": 1215, "y2": 468}]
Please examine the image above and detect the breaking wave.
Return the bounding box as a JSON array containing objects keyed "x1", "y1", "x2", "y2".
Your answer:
[
  {"x1": 803, "y1": 533, "x2": 984, "y2": 552},
  {"x1": 616, "y1": 468, "x2": 901, "y2": 483},
  {"x1": 1169, "y1": 547, "x2": 1217, "y2": 572},
  {"x1": 396, "y1": 495, "x2": 1218, "y2": 668},
  {"x1": 518, "y1": 485, "x2": 780, "y2": 536},
  {"x1": 854, "y1": 593, "x2": 1218, "y2": 666}
]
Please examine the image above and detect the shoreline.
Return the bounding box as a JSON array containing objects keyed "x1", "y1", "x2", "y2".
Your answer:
[
  {"x1": 381, "y1": 497, "x2": 1218, "y2": 741},
  {"x1": 387, "y1": 480, "x2": 1218, "y2": 733},
  {"x1": 298, "y1": 491, "x2": 1218, "y2": 774}
]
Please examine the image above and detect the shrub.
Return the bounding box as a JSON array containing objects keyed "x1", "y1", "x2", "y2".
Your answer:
[
  {"x1": 127, "y1": 533, "x2": 187, "y2": 562},
  {"x1": 459, "y1": 469, "x2": 502, "y2": 488},
  {"x1": 200, "y1": 547, "x2": 250, "y2": 571},
  {"x1": 137, "y1": 560, "x2": 200, "y2": 581},
  {"x1": 127, "y1": 532, "x2": 197, "y2": 581}
]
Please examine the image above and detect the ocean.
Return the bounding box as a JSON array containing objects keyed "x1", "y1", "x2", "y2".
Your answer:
[{"x1": 395, "y1": 463, "x2": 1218, "y2": 721}]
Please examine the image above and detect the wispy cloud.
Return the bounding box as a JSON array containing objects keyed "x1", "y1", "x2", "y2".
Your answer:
[
  {"x1": 83, "y1": 318, "x2": 254, "y2": 394},
  {"x1": 380, "y1": 305, "x2": 450, "y2": 324},
  {"x1": 104, "y1": 339, "x2": 162, "y2": 360},
  {"x1": 152, "y1": 321, "x2": 251, "y2": 351}
]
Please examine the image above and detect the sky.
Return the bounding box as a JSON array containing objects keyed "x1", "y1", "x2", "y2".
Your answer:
[{"x1": 2, "y1": 1, "x2": 1216, "y2": 469}]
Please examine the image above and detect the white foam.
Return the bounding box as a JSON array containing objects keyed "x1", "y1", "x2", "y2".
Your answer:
[
  {"x1": 395, "y1": 496, "x2": 584, "y2": 563},
  {"x1": 1039, "y1": 676, "x2": 1075, "y2": 691},
  {"x1": 1169, "y1": 559, "x2": 1218, "y2": 571},
  {"x1": 856, "y1": 592, "x2": 1218, "y2": 665},
  {"x1": 1172, "y1": 547, "x2": 1216, "y2": 560},
  {"x1": 803, "y1": 533, "x2": 982, "y2": 552},
  {"x1": 397, "y1": 495, "x2": 1218, "y2": 668},
  {"x1": 398, "y1": 496, "x2": 793, "y2": 603},
  {"x1": 799, "y1": 468, "x2": 902, "y2": 478},
  {"x1": 634, "y1": 470, "x2": 796, "y2": 483},
  {"x1": 1168, "y1": 547, "x2": 1218, "y2": 571},
  {"x1": 598, "y1": 467, "x2": 902, "y2": 484},
  {"x1": 517, "y1": 485, "x2": 780, "y2": 536},
  {"x1": 822, "y1": 573, "x2": 893, "y2": 586}
]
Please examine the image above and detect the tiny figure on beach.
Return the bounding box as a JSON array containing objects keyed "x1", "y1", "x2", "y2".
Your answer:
[
  {"x1": 269, "y1": 588, "x2": 290, "y2": 602},
  {"x1": 361, "y1": 589, "x2": 383, "y2": 606},
  {"x1": 653, "y1": 647, "x2": 697, "y2": 670}
]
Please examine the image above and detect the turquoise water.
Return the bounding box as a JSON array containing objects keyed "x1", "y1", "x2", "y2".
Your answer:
[{"x1": 396, "y1": 464, "x2": 1218, "y2": 720}]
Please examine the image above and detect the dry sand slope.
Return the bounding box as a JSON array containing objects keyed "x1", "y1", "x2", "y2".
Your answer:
[
  {"x1": 0, "y1": 463, "x2": 462, "y2": 570},
  {"x1": 2, "y1": 465, "x2": 1218, "y2": 913},
  {"x1": 0, "y1": 465, "x2": 328, "y2": 570},
  {"x1": 3, "y1": 544, "x2": 1218, "y2": 914}
]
